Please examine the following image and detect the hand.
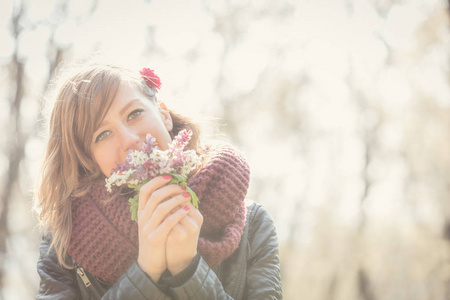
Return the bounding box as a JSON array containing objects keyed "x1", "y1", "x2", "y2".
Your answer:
[
  {"x1": 136, "y1": 175, "x2": 190, "y2": 282},
  {"x1": 166, "y1": 200, "x2": 203, "y2": 275}
]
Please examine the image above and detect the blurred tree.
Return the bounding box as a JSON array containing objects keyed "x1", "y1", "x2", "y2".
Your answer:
[
  {"x1": 0, "y1": 1, "x2": 26, "y2": 292},
  {"x1": 0, "y1": 0, "x2": 97, "y2": 297}
]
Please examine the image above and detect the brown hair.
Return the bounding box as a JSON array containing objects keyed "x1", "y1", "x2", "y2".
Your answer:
[{"x1": 34, "y1": 63, "x2": 201, "y2": 268}]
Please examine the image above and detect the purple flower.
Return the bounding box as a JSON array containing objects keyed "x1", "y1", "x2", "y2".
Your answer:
[{"x1": 106, "y1": 129, "x2": 201, "y2": 190}]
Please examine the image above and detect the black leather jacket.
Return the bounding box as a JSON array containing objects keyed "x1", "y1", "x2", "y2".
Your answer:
[{"x1": 36, "y1": 201, "x2": 282, "y2": 299}]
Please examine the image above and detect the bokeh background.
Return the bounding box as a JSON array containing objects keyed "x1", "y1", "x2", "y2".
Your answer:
[{"x1": 1, "y1": 0, "x2": 450, "y2": 299}]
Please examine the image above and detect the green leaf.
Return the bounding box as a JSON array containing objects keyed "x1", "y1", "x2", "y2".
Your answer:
[
  {"x1": 186, "y1": 186, "x2": 199, "y2": 209},
  {"x1": 169, "y1": 173, "x2": 187, "y2": 184},
  {"x1": 128, "y1": 193, "x2": 140, "y2": 222}
]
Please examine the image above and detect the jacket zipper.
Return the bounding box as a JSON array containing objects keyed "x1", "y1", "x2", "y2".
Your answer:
[
  {"x1": 75, "y1": 264, "x2": 103, "y2": 299},
  {"x1": 76, "y1": 266, "x2": 92, "y2": 288}
]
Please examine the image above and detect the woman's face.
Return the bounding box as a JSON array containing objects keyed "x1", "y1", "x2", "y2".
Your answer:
[{"x1": 91, "y1": 84, "x2": 173, "y2": 177}]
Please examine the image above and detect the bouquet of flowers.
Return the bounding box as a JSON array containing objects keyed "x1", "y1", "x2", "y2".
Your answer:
[{"x1": 105, "y1": 129, "x2": 202, "y2": 222}]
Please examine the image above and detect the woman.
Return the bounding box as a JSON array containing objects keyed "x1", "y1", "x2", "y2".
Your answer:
[{"x1": 35, "y1": 63, "x2": 282, "y2": 299}]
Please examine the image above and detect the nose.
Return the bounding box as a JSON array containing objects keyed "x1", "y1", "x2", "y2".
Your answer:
[{"x1": 118, "y1": 126, "x2": 140, "y2": 153}]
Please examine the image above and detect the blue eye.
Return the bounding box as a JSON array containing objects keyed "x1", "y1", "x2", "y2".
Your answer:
[
  {"x1": 128, "y1": 109, "x2": 143, "y2": 121},
  {"x1": 95, "y1": 131, "x2": 110, "y2": 143}
]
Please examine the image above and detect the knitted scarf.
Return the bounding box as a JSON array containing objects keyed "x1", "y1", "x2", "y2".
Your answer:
[{"x1": 68, "y1": 144, "x2": 250, "y2": 284}]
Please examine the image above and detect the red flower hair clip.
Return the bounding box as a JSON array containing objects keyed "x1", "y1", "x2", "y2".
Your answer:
[{"x1": 140, "y1": 68, "x2": 161, "y2": 91}]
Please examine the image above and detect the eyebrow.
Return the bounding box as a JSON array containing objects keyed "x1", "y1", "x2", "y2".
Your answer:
[
  {"x1": 119, "y1": 99, "x2": 141, "y2": 116},
  {"x1": 96, "y1": 99, "x2": 142, "y2": 132}
]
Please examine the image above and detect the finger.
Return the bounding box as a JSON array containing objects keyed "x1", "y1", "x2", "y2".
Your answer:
[
  {"x1": 183, "y1": 202, "x2": 204, "y2": 227},
  {"x1": 141, "y1": 192, "x2": 191, "y2": 231},
  {"x1": 139, "y1": 182, "x2": 185, "y2": 224},
  {"x1": 167, "y1": 201, "x2": 203, "y2": 227},
  {"x1": 168, "y1": 193, "x2": 192, "y2": 214},
  {"x1": 147, "y1": 207, "x2": 190, "y2": 240},
  {"x1": 177, "y1": 214, "x2": 200, "y2": 236},
  {"x1": 169, "y1": 202, "x2": 202, "y2": 237},
  {"x1": 138, "y1": 184, "x2": 186, "y2": 219},
  {"x1": 169, "y1": 222, "x2": 186, "y2": 236},
  {"x1": 139, "y1": 186, "x2": 188, "y2": 224},
  {"x1": 138, "y1": 175, "x2": 173, "y2": 212}
]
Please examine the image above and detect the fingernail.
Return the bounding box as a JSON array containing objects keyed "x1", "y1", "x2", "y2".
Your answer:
[
  {"x1": 182, "y1": 192, "x2": 190, "y2": 198},
  {"x1": 184, "y1": 205, "x2": 190, "y2": 211},
  {"x1": 179, "y1": 185, "x2": 186, "y2": 190},
  {"x1": 163, "y1": 175, "x2": 172, "y2": 180}
]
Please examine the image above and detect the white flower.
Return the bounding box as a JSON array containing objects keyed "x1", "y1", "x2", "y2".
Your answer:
[
  {"x1": 129, "y1": 150, "x2": 150, "y2": 166},
  {"x1": 150, "y1": 149, "x2": 168, "y2": 162},
  {"x1": 105, "y1": 169, "x2": 135, "y2": 191},
  {"x1": 159, "y1": 165, "x2": 174, "y2": 174},
  {"x1": 105, "y1": 178, "x2": 113, "y2": 193},
  {"x1": 128, "y1": 178, "x2": 140, "y2": 185}
]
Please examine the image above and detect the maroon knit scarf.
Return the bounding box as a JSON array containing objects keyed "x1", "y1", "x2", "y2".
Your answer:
[{"x1": 68, "y1": 144, "x2": 250, "y2": 284}]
